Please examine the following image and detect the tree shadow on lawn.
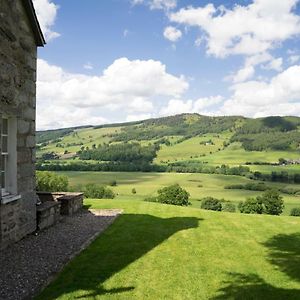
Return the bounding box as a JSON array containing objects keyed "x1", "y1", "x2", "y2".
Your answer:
[
  {"x1": 213, "y1": 233, "x2": 300, "y2": 299},
  {"x1": 264, "y1": 233, "x2": 300, "y2": 283},
  {"x1": 39, "y1": 213, "x2": 201, "y2": 299}
]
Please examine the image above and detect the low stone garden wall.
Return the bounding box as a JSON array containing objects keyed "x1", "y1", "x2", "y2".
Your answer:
[{"x1": 36, "y1": 192, "x2": 84, "y2": 231}]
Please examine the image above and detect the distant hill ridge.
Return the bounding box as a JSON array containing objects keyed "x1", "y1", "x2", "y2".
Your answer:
[{"x1": 37, "y1": 114, "x2": 300, "y2": 154}]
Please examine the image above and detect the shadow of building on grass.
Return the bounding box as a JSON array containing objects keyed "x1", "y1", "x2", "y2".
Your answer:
[
  {"x1": 38, "y1": 213, "x2": 201, "y2": 299},
  {"x1": 213, "y1": 233, "x2": 300, "y2": 300}
]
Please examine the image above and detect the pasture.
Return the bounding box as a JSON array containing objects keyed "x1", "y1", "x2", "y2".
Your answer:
[{"x1": 59, "y1": 171, "x2": 300, "y2": 215}]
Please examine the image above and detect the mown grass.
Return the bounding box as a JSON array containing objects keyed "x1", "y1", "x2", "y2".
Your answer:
[
  {"x1": 37, "y1": 199, "x2": 300, "y2": 299},
  {"x1": 59, "y1": 171, "x2": 300, "y2": 215}
]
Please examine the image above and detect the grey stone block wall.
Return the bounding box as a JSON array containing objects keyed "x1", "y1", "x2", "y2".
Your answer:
[{"x1": 0, "y1": 0, "x2": 38, "y2": 249}]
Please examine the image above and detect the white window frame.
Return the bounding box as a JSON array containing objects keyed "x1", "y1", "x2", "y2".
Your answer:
[
  {"x1": 1, "y1": 116, "x2": 20, "y2": 204},
  {"x1": 1, "y1": 117, "x2": 9, "y2": 196}
]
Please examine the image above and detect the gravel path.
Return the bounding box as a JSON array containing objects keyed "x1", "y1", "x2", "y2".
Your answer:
[{"x1": 0, "y1": 209, "x2": 122, "y2": 300}]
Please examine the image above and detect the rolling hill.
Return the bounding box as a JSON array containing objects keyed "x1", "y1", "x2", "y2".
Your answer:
[{"x1": 37, "y1": 114, "x2": 300, "y2": 168}]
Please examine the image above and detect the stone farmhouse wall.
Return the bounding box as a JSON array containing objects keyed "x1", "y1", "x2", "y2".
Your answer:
[{"x1": 0, "y1": 0, "x2": 38, "y2": 249}]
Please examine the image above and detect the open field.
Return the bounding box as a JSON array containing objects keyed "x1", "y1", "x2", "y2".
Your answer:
[
  {"x1": 194, "y1": 142, "x2": 300, "y2": 166},
  {"x1": 59, "y1": 171, "x2": 300, "y2": 215},
  {"x1": 38, "y1": 126, "x2": 121, "y2": 156},
  {"x1": 248, "y1": 164, "x2": 300, "y2": 174},
  {"x1": 155, "y1": 133, "x2": 231, "y2": 163},
  {"x1": 38, "y1": 199, "x2": 300, "y2": 299}
]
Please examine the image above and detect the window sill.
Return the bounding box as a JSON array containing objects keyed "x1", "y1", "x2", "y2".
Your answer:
[{"x1": 1, "y1": 194, "x2": 21, "y2": 204}]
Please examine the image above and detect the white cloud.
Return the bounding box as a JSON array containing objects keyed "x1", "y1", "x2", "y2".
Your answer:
[
  {"x1": 163, "y1": 26, "x2": 182, "y2": 42},
  {"x1": 127, "y1": 98, "x2": 154, "y2": 113},
  {"x1": 244, "y1": 53, "x2": 273, "y2": 69},
  {"x1": 229, "y1": 65, "x2": 255, "y2": 83},
  {"x1": 32, "y1": 0, "x2": 60, "y2": 41},
  {"x1": 126, "y1": 114, "x2": 153, "y2": 122},
  {"x1": 160, "y1": 96, "x2": 223, "y2": 116},
  {"x1": 289, "y1": 55, "x2": 300, "y2": 64},
  {"x1": 263, "y1": 57, "x2": 283, "y2": 72},
  {"x1": 37, "y1": 58, "x2": 188, "y2": 129},
  {"x1": 83, "y1": 62, "x2": 94, "y2": 70},
  {"x1": 123, "y1": 29, "x2": 130, "y2": 38},
  {"x1": 170, "y1": 0, "x2": 300, "y2": 58},
  {"x1": 219, "y1": 65, "x2": 300, "y2": 117},
  {"x1": 195, "y1": 37, "x2": 203, "y2": 47},
  {"x1": 132, "y1": 0, "x2": 177, "y2": 10}
]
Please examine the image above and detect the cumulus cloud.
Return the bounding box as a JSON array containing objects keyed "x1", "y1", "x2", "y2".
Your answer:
[
  {"x1": 219, "y1": 65, "x2": 300, "y2": 117},
  {"x1": 289, "y1": 55, "x2": 300, "y2": 64},
  {"x1": 131, "y1": 0, "x2": 177, "y2": 10},
  {"x1": 36, "y1": 58, "x2": 188, "y2": 129},
  {"x1": 170, "y1": 0, "x2": 300, "y2": 58},
  {"x1": 126, "y1": 114, "x2": 153, "y2": 122},
  {"x1": 83, "y1": 62, "x2": 94, "y2": 70},
  {"x1": 263, "y1": 57, "x2": 283, "y2": 72},
  {"x1": 32, "y1": 0, "x2": 60, "y2": 41},
  {"x1": 163, "y1": 26, "x2": 182, "y2": 42},
  {"x1": 160, "y1": 96, "x2": 224, "y2": 116},
  {"x1": 228, "y1": 65, "x2": 255, "y2": 83}
]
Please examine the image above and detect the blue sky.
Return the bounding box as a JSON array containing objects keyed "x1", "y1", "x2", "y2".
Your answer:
[{"x1": 33, "y1": 0, "x2": 300, "y2": 129}]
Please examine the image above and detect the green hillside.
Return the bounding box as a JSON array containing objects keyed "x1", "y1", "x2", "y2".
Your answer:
[{"x1": 36, "y1": 114, "x2": 300, "y2": 174}]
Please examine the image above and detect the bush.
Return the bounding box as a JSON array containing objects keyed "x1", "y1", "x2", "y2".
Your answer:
[
  {"x1": 224, "y1": 182, "x2": 268, "y2": 191},
  {"x1": 201, "y1": 197, "x2": 222, "y2": 211},
  {"x1": 157, "y1": 184, "x2": 190, "y2": 206},
  {"x1": 238, "y1": 197, "x2": 263, "y2": 214},
  {"x1": 132, "y1": 188, "x2": 137, "y2": 194},
  {"x1": 36, "y1": 171, "x2": 69, "y2": 192},
  {"x1": 109, "y1": 180, "x2": 117, "y2": 186},
  {"x1": 224, "y1": 184, "x2": 244, "y2": 190},
  {"x1": 83, "y1": 183, "x2": 115, "y2": 199},
  {"x1": 144, "y1": 196, "x2": 158, "y2": 203},
  {"x1": 290, "y1": 208, "x2": 300, "y2": 216},
  {"x1": 259, "y1": 189, "x2": 284, "y2": 215},
  {"x1": 279, "y1": 187, "x2": 300, "y2": 195},
  {"x1": 222, "y1": 202, "x2": 236, "y2": 213}
]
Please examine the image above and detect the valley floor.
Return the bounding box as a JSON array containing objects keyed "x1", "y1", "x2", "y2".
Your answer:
[{"x1": 60, "y1": 171, "x2": 300, "y2": 215}]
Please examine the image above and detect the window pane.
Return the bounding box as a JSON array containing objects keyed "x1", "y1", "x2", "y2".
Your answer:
[
  {"x1": 2, "y1": 118, "x2": 8, "y2": 135},
  {"x1": 0, "y1": 155, "x2": 5, "y2": 172},
  {"x1": 2, "y1": 135, "x2": 8, "y2": 153},
  {"x1": 1, "y1": 155, "x2": 6, "y2": 190},
  {"x1": 1, "y1": 171, "x2": 5, "y2": 189}
]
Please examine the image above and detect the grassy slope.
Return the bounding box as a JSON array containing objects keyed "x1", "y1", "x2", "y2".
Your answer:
[
  {"x1": 61, "y1": 171, "x2": 300, "y2": 215},
  {"x1": 38, "y1": 127, "x2": 121, "y2": 156},
  {"x1": 37, "y1": 199, "x2": 300, "y2": 300},
  {"x1": 155, "y1": 133, "x2": 231, "y2": 163},
  {"x1": 195, "y1": 142, "x2": 300, "y2": 166},
  {"x1": 39, "y1": 130, "x2": 300, "y2": 174}
]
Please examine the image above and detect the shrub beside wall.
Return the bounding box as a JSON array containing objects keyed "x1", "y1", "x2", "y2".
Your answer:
[{"x1": 36, "y1": 171, "x2": 69, "y2": 192}]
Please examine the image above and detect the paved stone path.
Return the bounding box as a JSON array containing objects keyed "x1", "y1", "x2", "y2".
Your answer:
[{"x1": 0, "y1": 209, "x2": 122, "y2": 300}]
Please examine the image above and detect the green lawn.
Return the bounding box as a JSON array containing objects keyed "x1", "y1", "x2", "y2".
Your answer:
[
  {"x1": 60, "y1": 171, "x2": 300, "y2": 215},
  {"x1": 37, "y1": 199, "x2": 300, "y2": 299}
]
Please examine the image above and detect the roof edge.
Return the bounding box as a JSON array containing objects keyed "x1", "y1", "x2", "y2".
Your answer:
[{"x1": 22, "y1": 0, "x2": 46, "y2": 47}]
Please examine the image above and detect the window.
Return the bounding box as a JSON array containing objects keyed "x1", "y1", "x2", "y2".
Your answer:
[
  {"x1": 1, "y1": 116, "x2": 17, "y2": 199},
  {"x1": 1, "y1": 118, "x2": 8, "y2": 196}
]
